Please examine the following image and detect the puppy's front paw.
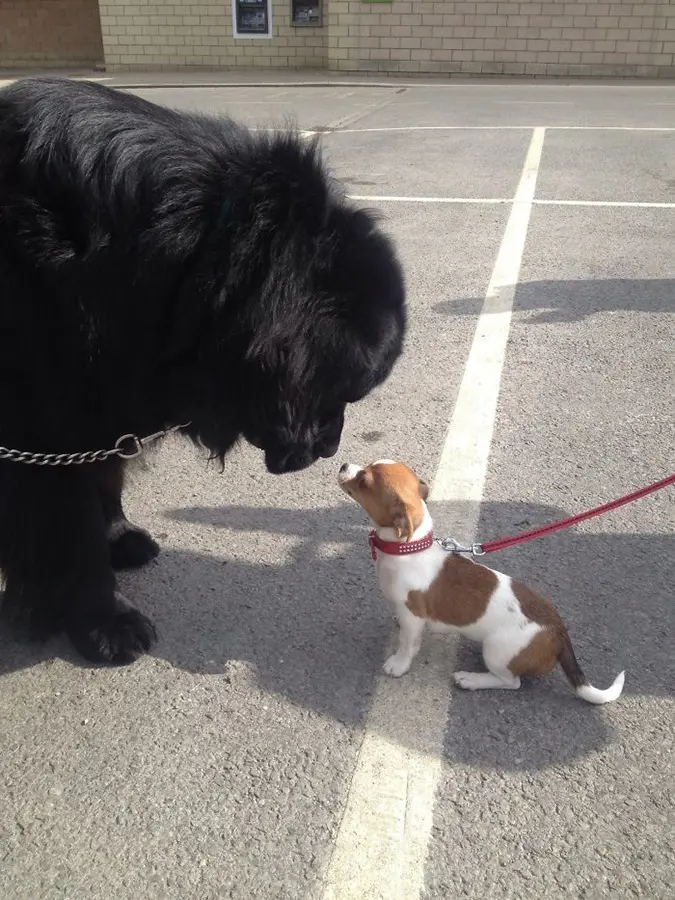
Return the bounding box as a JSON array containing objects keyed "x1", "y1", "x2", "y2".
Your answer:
[
  {"x1": 383, "y1": 654, "x2": 411, "y2": 677},
  {"x1": 453, "y1": 671, "x2": 481, "y2": 691}
]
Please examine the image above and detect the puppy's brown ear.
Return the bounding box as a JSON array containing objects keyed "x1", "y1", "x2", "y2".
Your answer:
[
  {"x1": 418, "y1": 479, "x2": 430, "y2": 501},
  {"x1": 392, "y1": 501, "x2": 416, "y2": 542}
]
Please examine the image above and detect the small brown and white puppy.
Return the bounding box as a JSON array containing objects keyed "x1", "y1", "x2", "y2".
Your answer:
[{"x1": 338, "y1": 460, "x2": 624, "y2": 704}]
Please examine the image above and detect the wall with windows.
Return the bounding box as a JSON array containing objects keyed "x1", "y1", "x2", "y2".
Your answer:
[
  {"x1": 97, "y1": 1, "x2": 326, "y2": 69},
  {"x1": 0, "y1": 0, "x2": 103, "y2": 68},
  {"x1": 97, "y1": 1, "x2": 675, "y2": 79},
  {"x1": 2, "y1": 2, "x2": 674, "y2": 79}
]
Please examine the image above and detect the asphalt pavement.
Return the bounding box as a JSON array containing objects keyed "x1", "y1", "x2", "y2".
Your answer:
[{"x1": 0, "y1": 76, "x2": 673, "y2": 900}]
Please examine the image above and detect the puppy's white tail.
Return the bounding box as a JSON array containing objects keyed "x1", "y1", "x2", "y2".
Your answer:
[
  {"x1": 558, "y1": 630, "x2": 625, "y2": 705},
  {"x1": 575, "y1": 670, "x2": 625, "y2": 705}
]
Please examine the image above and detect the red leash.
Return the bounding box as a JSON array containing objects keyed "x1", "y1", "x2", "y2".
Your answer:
[{"x1": 475, "y1": 472, "x2": 675, "y2": 555}]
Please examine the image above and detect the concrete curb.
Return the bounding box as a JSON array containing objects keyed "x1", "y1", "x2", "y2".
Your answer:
[{"x1": 1, "y1": 68, "x2": 672, "y2": 91}]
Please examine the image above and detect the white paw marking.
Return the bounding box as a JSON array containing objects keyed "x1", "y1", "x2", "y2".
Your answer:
[
  {"x1": 383, "y1": 654, "x2": 411, "y2": 677},
  {"x1": 453, "y1": 671, "x2": 482, "y2": 690},
  {"x1": 452, "y1": 672, "x2": 492, "y2": 691},
  {"x1": 453, "y1": 671, "x2": 520, "y2": 691}
]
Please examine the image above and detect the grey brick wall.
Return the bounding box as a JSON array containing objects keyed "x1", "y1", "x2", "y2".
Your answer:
[
  {"x1": 327, "y1": 1, "x2": 675, "y2": 78},
  {"x1": 97, "y1": 1, "x2": 325, "y2": 70},
  {"x1": 4, "y1": 2, "x2": 672, "y2": 78}
]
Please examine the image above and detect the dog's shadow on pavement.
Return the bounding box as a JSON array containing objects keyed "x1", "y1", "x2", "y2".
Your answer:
[
  {"x1": 159, "y1": 498, "x2": 671, "y2": 771},
  {"x1": 434, "y1": 277, "x2": 675, "y2": 324},
  {"x1": 0, "y1": 497, "x2": 672, "y2": 773}
]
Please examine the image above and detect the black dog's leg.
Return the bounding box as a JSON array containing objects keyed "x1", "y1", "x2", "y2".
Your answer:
[
  {"x1": 0, "y1": 464, "x2": 156, "y2": 664},
  {"x1": 96, "y1": 458, "x2": 160, "y2": 570}
]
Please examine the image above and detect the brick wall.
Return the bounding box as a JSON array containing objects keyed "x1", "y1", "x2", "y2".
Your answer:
[
  {"x1": 0, "y1": 0, "x2": 104, "y2": 68},
  {"x1": 328, "y1": 1, "x2": 675, "y2": 79},
  {"x1": 5, "y1": 1, "x2": 666, "y2": 78},
  {"x1": 98, "y1": 1, "x2": 326, "y2": 70}
]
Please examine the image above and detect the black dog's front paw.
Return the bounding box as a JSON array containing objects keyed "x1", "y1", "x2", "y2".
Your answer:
[
  {"x1": 67, "y1": 601, "x2": 157, "y2": 665},
  {"x1": 109, "y1": 525, "x2": 160, "y2": 570}
]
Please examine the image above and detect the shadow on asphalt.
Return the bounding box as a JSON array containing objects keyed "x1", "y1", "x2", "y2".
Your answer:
[
  {"x1": 2, "y1": 495, "x2": 671, "y2": 773},
  {"x1": 433, "y1": 278, "x2": 675, "y2": 323}
]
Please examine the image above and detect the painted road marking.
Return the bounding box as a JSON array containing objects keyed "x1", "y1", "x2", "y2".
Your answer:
[
  {"x1": 336, "y1": 125, "x2": 675, "y2": 133},
  {"x1": 433, "y1": 127, "x2": 545, "y2": 504},
  {"x1": 348, "y1": 195, "x2": 513, "y2": 204},
  {"x1": 533, "y1": 199, "x2": 675, "y2": 209},
  {"x1": 321, "y1": 127, "x2": 546, "y2": 900},
  {"x1": 348, "y1": 196, "x2": 675, "y2": 209}
]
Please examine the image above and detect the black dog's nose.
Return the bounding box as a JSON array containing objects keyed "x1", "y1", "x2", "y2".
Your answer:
[{"x1": 339, "y1": 463, "x2": 349, "y2": 474}]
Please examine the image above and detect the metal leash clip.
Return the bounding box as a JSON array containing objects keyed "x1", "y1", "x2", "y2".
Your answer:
[{"x1": 435, "y1": 537, "x2": 486, "y2": 557}]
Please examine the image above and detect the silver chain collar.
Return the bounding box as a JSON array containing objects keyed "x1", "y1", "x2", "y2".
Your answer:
[{"x1": 0, "y1": 423, "x2": 191, "y2": 467}]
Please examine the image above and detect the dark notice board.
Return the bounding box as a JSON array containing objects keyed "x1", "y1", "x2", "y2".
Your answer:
[
  {"x1": 292, "y1": 1, "x2": 322, "y2": 25},
  {"x1": 235, "y1": 0, "x2": 270, "y2": 35}
]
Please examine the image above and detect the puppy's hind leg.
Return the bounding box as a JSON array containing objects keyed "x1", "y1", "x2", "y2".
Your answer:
[
  {"x1": 453, "y1": 631, "x2": 524, "y2": 692},
  {"x1": 95, "y1": 458, "x2": 159, "y2": 570},
  {"x1": 383, "y1": 607, "x2": 425, "y2": 677},
  {"x1": 453, "y1": 670, "x2": 521, "y2": 691}
]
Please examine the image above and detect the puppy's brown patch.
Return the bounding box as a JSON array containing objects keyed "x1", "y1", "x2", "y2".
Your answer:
[
  {"x1": 509, "y1": 581, "x2": 588, "y2": 688},
  {"x1": 508, "y1": 628, "x2": 560, "y2": 677},
  {"x1": 511, "y1": 580, "x2": 565, "y2": 632},
  {"x1": 406, "y1": 555, "x2": 497, "y2": 626},
  {"x1": 508, "y1": 581, "x2": 569, "y2": 678}
]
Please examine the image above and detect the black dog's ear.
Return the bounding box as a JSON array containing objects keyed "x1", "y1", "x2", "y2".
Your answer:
[{"x1": 418, "y1": 479, "x2": 430, "y2": 501}]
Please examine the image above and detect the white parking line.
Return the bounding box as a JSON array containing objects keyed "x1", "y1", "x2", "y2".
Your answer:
[
  {"x1": 349, "y1": 195, "x2": 512, "y2": 204},
  {"x1": 336, "y1": 125, "x2": 675, "y2": 133},
  {"x1": 433, "y1": 127, "x2": 545, "y2": 503},
  {"x1": 339, "y1": 125, "x2": 531, "y2": 132},
  {"x1": 495, "y1": 100, "x2": 573, "y2": 105},
  {"x1": 533, "y1": 198, "x2": 675, "y2": 209},
  {"x1": 321, "y1": 127, "x2": 545, "y2": 900},
  {"x1": 348, "y1": 196, "x2": 675, "y2": 209}
]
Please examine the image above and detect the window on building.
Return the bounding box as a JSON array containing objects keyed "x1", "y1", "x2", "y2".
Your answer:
[
  {"x1": 232, "y1": 0, "x2": 273, "y2": 38},
  {"x1": 291, "y1": 0, "x2": 322, "y2": 26}
]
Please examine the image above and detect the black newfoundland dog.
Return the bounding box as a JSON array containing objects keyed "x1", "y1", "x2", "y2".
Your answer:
[{"x1": 0, "y1": 77, "x2": 405, "y2": 665}]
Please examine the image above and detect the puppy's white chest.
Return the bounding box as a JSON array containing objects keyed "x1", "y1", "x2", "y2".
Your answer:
[
  {"x1": 376, "y1": 560, "x2": 402, "y2": 604},
  {"x1": 375, "y1": 550, "x2": 442, "y2": 610}
]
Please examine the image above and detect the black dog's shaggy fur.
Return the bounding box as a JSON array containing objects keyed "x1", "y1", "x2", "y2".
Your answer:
[{"x1": 0, "y1": 77, "x2": 405, "y2": 664}]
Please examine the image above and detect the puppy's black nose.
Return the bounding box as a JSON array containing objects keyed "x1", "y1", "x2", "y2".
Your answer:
[{"x1": 339, "y1": 463, "x2": 349, "y2": 474}]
